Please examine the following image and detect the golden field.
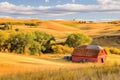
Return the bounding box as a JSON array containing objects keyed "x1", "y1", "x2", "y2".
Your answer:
[
  {"x1": 0, "y1": 53, "x2": 120, "y2": 75},
  {"x1": 0, "y1": 18, "x2": 120, "y2": 80},
  {"x1": 0, "y1": 18, "x2": 120, "y2": 38},
  {"x1": 1, "y1": 18, "x2": 119, "y2": 47}
]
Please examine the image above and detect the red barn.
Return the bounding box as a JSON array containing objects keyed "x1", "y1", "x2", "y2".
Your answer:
[{"x1": 72, "y1": 45, "x2": 107, "y2": 63}]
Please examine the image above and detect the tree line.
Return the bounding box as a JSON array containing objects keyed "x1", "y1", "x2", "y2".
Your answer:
[
  {"x1": 0, "y1": 31, "x2": 92, "y2": 55},
  {"x1": 0, "y1": 31, "x2": 55, "y2": 55},
  {"x1": 0, "y1": 22, "x2": 39, "y2": 30}
]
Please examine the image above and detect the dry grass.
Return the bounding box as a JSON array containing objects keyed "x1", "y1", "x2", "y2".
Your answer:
[
  {"x1": 0, "y1": 18, "x2": 120, "y2": 79},
  {"x1": 0, "y1": 18, "x2": 120, "y2": 38},
  {"x1": 0, "y1": 53, "x2": 65, "y2": 75},
  {"x1": 92, "y1": 35, "x2": 120, "y2": 48},
  {"x1": 0, "y1": 52, "x2": 120, "y2": 76},
  {"x1": 0, "y1": 61, "x2": 120, "y2": 80}
]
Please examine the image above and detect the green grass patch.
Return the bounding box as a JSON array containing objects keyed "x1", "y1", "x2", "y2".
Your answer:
[
  {"x1": 64, "y1": 23, "x2": 78, "y2": 28},
  {"x1": 80, "y1": 27, "x2": 92, "y2": 30}
]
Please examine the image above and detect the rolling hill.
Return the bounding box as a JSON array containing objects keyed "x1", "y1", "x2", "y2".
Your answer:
[
  {"x1": 0, "y1": 17, "x2": 120, "y2": 75},
  {"x1": 0, "y1": 53, "x2": 65, "y2": 75},
  {"x1": 0, "y1": 18, "x2": 120, "y2": 48},
  {"x1": 0, "y1": 53, "x2": 120, "y2": 75},
  {"x1": 0, "y1": 18, "x2": 120, "y2": 37}
]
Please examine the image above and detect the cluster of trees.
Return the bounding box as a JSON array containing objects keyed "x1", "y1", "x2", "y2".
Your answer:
[
  {"x1": 0, "y1": 31, "x2": 92, "y2": 55},
  {"x1": 0, "y1": 23, "x2": 12, "y2": 30},
  {"x1": 24, "y1": 22, "x2": 39, "y2": 26},
  {"x1": 65, "y1": 33, "x2": 92, "y2": 47},
  {"x1": 1, "y1": 30, "x2": 119, "y2": 55},
  {"x1": 78, "y1": 21, "x2": 87, "y2": 24},
  {"x1": 105, "y1": 47, "x2": 120, "y2": 55},
  {"x1": 52, "y1": 33, "x2": 92, "y2": 54},
  {"x1": 108, "y1": 21, "x2": 118, "y2": 24},
  {"x1": 0, "y1": 31, "x2": 55, "y2": 55},
  {"x1": 0, "y1": 22, "x2": 39, "y2": 28}
]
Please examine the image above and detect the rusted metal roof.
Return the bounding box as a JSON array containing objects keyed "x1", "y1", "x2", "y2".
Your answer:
[{"x1": 86, "y1": 45, "x2": 103, "y2": 50}]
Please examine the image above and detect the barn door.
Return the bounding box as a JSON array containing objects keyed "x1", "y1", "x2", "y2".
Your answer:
[{"x1": 101, "y1": 58, "x2": 104, "y2": 63}]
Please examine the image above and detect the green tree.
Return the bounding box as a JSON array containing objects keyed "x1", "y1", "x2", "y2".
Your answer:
[
  {"x1": 4, "y1": 31, "x2": 55, "y2": 54},
  {"x1": 7, "y1": 32, "x2": 35, "y2": 53},
  {"x1": 0, "y1": 31, "x2": 6, "y2": 51},
  {"x1": 3, "y1": 23, "x2": 10, "y2": 30},
  {"x1": 29, "y1": 41, "x2": 42, "y2": 55},
  {"x1": 33, "y1": 31, "x2": 55, "y2": 53},
  {"x1": 65, "y1": 33, "x2": 92, "y2": 47}
]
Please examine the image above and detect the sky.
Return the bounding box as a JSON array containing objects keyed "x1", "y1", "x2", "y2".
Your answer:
[{"x1": 0, "y1": 0, "x2": 120, "y2": 21}]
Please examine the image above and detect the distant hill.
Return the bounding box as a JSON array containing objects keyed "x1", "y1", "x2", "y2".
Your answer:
[{"x1": 0, "y1": 18, "x2": 120, "y2": 38}]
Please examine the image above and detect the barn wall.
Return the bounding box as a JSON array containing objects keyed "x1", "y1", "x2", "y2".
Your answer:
[
  {"x1": 97, "y1": 51, "x2": 107, "y2": 63},
  {"x1": 97, "y1": 55, "x2": 107, "y2": 63},
  {"x1": 72, "y1": 55, "x2": 97, "y2": 62},
  {"x1": 72, "y1": 46, "x2": 108, "y2": 63}
]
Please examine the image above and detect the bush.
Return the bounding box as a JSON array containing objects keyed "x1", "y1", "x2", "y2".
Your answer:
[
  {"x1": 65, "y1": 33, "x2": 92, "y2": 47},
  {"x1": 104, "y1": 47, "x2": 120, "y2": 55},
  {"x1": 25, "y1": 22, "x2": 39, "y2": 27},
  {"x1": 109, "y1": 47, "x2": 120, "y2": 55},
  {"x1": 15, "y1": 28, "x2": 19, "y2": 31},
  {"x1": 52, "y1": 45, "x2": 73, "y2": 54},
  {"x1": 108, "y1": 21, "x2": 118, "y2": 24}
]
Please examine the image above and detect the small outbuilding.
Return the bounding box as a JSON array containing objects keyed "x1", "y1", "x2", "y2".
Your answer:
[{"x1": 72, "y1": 45, "x2": 107, "y2": 63}]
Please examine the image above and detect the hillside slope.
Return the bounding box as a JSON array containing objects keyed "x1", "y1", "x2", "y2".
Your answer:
[
  {"x1": 40, "y1": 21, "x2": 79, "y2": 31},
  {"x1": 92, "y1": 35, "x2": 120, "y2": 48},
  {"x1": 0, "y1": 53, "x2": 120, "y2": 75},
  {"x1": 0, "y1": 53, "x2": 64, "y2": 75},
  {"x1": 0, "y1": 18, "x2": 120, "y2": 38},
  {"x1": 0, "y1": 18, "x2": 120, "y2": 46}
]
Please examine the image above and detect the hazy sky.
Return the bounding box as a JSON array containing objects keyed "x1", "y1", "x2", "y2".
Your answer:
[{"x1": 0, "y1": 0, "x2": 120, "y2": 21}]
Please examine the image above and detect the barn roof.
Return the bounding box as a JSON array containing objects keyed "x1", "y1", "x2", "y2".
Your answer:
[
  {"x1": 72, "y1": 45, "x2": 105, "y2": 57},
  {"x1": 86, "y1": 45, "x2": 103, "y2": 50}
]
